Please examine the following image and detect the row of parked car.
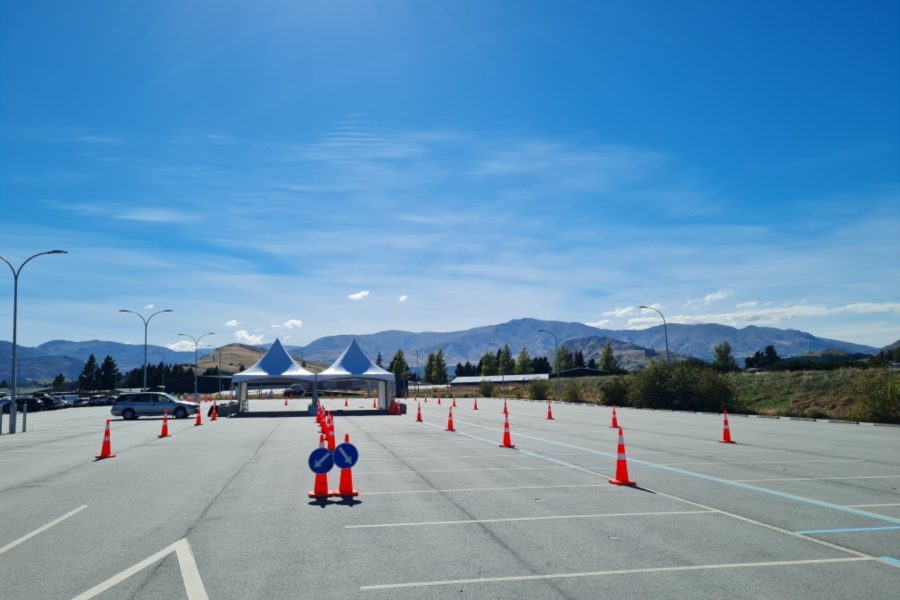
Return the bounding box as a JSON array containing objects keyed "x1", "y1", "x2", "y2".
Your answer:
[{"x1": 0, "y1": 393, "x2": 117, "y2": 413}]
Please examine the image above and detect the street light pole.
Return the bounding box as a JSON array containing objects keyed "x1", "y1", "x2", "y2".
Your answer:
[
  {"x1": 179, "y1": 332, "x2": 214, "y2": 402},
  {"x1": 119, "y1": 308, "x2": 174, "y2": 390},
  {"x1": 537, "y1": 329, "x2": 560, "y2": 403},
  {"x1": 639, "y1": 305, "x2": 670, "y2": 363},
  {"x1": 1, "y1": 250, "x2": 67, "y2": 434}
]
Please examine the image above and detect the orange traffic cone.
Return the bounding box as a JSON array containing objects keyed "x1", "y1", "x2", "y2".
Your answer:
[
  {"x1": 335, "y1": 433, "x2": 359, "y2": 497},
  {"x1": 195, "y1": 406, "x2": 203, "y2": 427},
  {"x1": 159, "y1": 410, "x2": 169, "y2": 438},
  {"x1": 211, "y1": 401, "x2": 218, "y2": 421},
  {"x1": 473, "y1": 398, "x2": 479, "y2": 410},
  {"x1": 437, "y1": 397, "x2": 442, "y2": 405},
  {"x1": 308, "y1": 435, "x2": 331, "y2": 499},
  {"x1": 284, "y1": 396, "x2": 288, "y2": 407},
  {"x1": 327, "y1": 414, "x2": 336, "y2": 451},
  {"x1": 720, "y1": 411, "x2": 735, "y2": 444},
  {"x1": 609, "y1": 428, "x2": 636, "y2": 486},
  {"x1": 547, "y1": 402, "x2": 554, "y2": 420},
  {"x1": 344, "y1": 397, "x2": 348, "y2": 408},
  {"x1": 500, "y1": 413, "x2": 515, "y2": 448},
  {"x1": 446, "y1": 407, "x2": 455, "y2": 432},
  {"x1": 610, "y1": 405, "x2": 619, "y2": 429},
  {"x1": 416, "y1": 402, "x2": 423, "y2": 422},
  {"x1": 95, "y1": 419, "x2": 116, "y2": 459},
  {"x1": 372, "y1": 398, "x2": 376, "y2": 409},
  {"x1": 503, "y1": 399, "x2": 508, "y2": 416},
  {"x1": 452, "y1": 397, "x2": 457, "y2": 408}
]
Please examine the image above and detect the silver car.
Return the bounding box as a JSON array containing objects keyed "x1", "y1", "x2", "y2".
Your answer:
[{"x1": 111, "y1": 392, "x2": 199, "y2": 420}]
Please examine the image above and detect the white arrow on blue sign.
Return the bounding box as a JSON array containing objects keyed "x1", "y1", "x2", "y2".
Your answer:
[
  {"x1": 333, "y1": 442, "x2": 359, "y2": 469},
  {"x1": 308, "y1": 447, "x2": 334, "y2": 473}
]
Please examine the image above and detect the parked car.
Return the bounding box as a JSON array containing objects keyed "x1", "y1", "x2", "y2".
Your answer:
[
  {"x1": 111, "y1": 392, "x2": 199, "y2": 420},
  {"x1": 1, "y1": 396, "x2": 44, "y2": 413},
  {"x1": 72, "y1": 397, "x2": 90, "y2": 407}
]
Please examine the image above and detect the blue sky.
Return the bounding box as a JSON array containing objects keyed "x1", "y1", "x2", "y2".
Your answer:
[{"x1": 1, "y1": 0, "x2": 898, "y2": 351}]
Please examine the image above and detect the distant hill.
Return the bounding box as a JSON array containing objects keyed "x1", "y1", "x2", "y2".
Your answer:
[{"x1": 0, "y1": 318, "x2": 880, "y2": 382}]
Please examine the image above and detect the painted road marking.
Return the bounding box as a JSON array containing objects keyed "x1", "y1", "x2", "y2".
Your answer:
[
  {"x1": 428, "y1": 422, "x2": 874, "y2": 560},
  {"x1": 658, "y1": 459, "x2": 863, "y2": 467},
  {"x1": 879, "y1": 556, "x2": 900, "y2": 568},
  {"x1": 449, "y1": 418, "x2": 900, "y2": 527},
  {"x1": 734, "y1": 475, "x2": 900, "y2": 483},
  {"x1": 70, "y1": 537, "x2": 208, "y2": 600},
  {"x1": 797, "y1": 526, "x2": 900, "y2": 535},
  {"x1": 359, "y1": 557, "x2": 873, "y2": 591},
  {"x1": 361, "y1": 483, "x2": 612, "y2": 495},
  {"x1": 846, "y1": 503, "x2": 900, "y2": 508},
  {"x1": 363, "y1": 465, "x2": 572, "y2": 475},
  {"x1": 347, "y1": 510, "x2": 714, "y2": 529},
  {"x1": 0, "y1": 505, "x2": 87, "y2": 555}
]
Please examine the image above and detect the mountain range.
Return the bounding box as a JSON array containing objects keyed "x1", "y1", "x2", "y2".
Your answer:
[{"x1": 0, "y1": 318, "x2": 884, "y2": 383}]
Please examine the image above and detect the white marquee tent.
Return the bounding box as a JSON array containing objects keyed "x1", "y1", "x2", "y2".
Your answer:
[{"x1": 232, "y1": 338, "x2": 396, "y2": 412}]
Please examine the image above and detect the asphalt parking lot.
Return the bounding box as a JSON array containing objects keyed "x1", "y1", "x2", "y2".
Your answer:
[{"x1": 1, "y1": 397, "x2": 898, "y2": 599}]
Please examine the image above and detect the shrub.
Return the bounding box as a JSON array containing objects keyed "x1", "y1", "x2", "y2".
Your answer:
[
  {"x1": 629, "y1": 361, "x2": 734, "y2": 412},
  {"x1": 528, "y1": 379, "x2": 551, "y2": 400},
  {"x1": 852, "y1": 368, "x2": 900, "y2": 424},
  {"x1": 562, "y1": 381, "x2": 581, "y2": 402},
  {"x1": 599, "y1": 376, "x2": 630, "y2": 406},
  {"x1": 478, "y1": 380, "x2": 496, "y2": 398}
]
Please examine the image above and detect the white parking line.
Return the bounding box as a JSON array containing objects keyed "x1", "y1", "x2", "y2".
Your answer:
[
  {"x1": 347, "y1": 509, "x2": 714, "y2": 529},
  {"x1": 659, "y1": 459, "x2": 863, "y2": 467},
  {"x1": 734, "y1": 475, "x2": 900, "y2": 483},
  {"x1": 0, "y1": 505, "x2": 88, "y2": 555},
  {"x1": 362, "y1": 483, "x2": 613, "y2": 495},
  {"x1": 360, "y1": 557, "x2": 872, "y2": 590},
  {"x1": 846, "y1": 503, "x2": 900, "y2": 508},
  {"x1": 363, "y1": 466, "x2": 572, "y2": 475}
]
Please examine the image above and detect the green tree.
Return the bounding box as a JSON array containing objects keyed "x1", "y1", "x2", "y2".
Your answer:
[
  {"x1": 712, "y1": 341, "x2": 739, "y2": 372},
  {"x1": 388, "y1": 349, "x2": 412, "y2": 394},
  {"x1": 587, "y1": 357, "x2": 597, "y2": 369},
  {"x1": 574, "y1": 350, "x2": 585, "y2": 368},
  {"x1": 52, "y1": 373, "x2": 66, "y2": 390},
  {"x1": 480, "y1": 351, "x2": 498, "y2": 376},
  {"x1": 528, "y1": 379, "x2": 550, "y2": 400},
  {"x1": 599, "y1": 343, "x2": 620, "y2": 373},
  {"x1": 424, "y1": 352, "x2": 437, "y2": 383},
  {"x1": 629, "y1": 361, "x2": 734, "y2": 412},
  {"x1": 375, "y1": 352, "x2": 384, "y2": 368},
  {"x1": 852, "y1": 368, "x2": 900, "y2": 423},
  {"x1": 554, "y1": 347, "x2": 575, "y2": 372},
  {"x1": 432, "y1": 349, "x2": 448, "y2": 384},
  {"x1": 78, "y1": 354, "x2": 100, "y2": 391},
  {"x1": 515, "y1": 347, "x2": 533, "y2": 374},
  {"x1": 99, "y1": 355, "x2": 118, "y2": 389},
  {"x1": 0, "y1": 379, "x2": 7, "y2": 388},
  {"x1": 498, "y1": 344, "x2": 515, "y2": 375}
]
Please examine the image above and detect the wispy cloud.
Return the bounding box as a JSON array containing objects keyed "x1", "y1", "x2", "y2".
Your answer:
[
  {"x1": 144, "y1": 304, "x2": 154, "y2": 309},
  {"x1": 398, "y1": 294, "x2": 409, "y2": 303},
  {"x1": 684, "y1": 289, "x2": 734, "y2": 309},
  {"x1": 166, "y1": 340, "x2": 196, "y2": 351},
  {"x1": 586, "y1": 319, "x2": 613, "y2": 329},
  {"x1": 225, "y1": 319, "x2": 241, "y2": 327},
  {"x1": 348, "y1": 290, "x2": 370, "y2": 301},
  {"x1": 626, "y1": 302, "x2": 900, "y2": 329},
  {"x1": 282, "y1": 319, "x2": 303, "y2": 329},
  {"x1": 602, "y1": 306, "x2": 637, "y2": 318}
]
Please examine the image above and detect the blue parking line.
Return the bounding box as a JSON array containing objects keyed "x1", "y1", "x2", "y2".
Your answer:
[
  {"x1": 797, "y1": 526, "x2": 900, "y2": 535},
  {"x1": 879, "y1": 556, "x2": 900, "y2": 567},
  {"x1": 449, "y1": 418, "x2": 900, "y2": 527}
]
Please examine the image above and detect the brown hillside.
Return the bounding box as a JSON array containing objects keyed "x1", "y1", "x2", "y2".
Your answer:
[{"x1": 196, "y1": 344, "x2": 326, "y2": 374}]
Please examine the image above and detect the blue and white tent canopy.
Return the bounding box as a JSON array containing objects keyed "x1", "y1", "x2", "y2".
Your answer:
[
  {"x1": 232, "y1": 338, "x2": 314, "y2": 384},
  {"x1": 317, "y1": 339, "x2": 395, "y2": 382}
]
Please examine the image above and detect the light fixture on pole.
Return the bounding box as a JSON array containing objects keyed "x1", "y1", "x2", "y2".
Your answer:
[
  {"x1": 1, "y1": 250, "x2": 67, "y2": 434},
  {"x1": 639, "y1": 305, "x2": 670, "y2": 363},
  {"x1": 119, "y1": 308, "x2": 174, "y2": 390},
  {"x1": 179, "y1": 332, "x2": 215, "y2": 403},
  {"x1": 537, "y1": 328, "x2": 560, "y2": 403}
]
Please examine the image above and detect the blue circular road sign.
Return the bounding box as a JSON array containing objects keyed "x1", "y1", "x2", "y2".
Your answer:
[
  {"x1": 308, "y1": 447, "x2": 334, "y2": 474},
  {"x1": 333, "y1": 443, "x2": 359, "y2": 469}
]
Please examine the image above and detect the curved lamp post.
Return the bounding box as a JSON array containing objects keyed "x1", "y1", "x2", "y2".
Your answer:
[
  {"x1": 639, "y1": 305, "x2": 670, "y2": 363},
  {"x1": 178, "y1": 332, "x2": 214, "y2": 402},
  {"x1": 537, "y1": 328, "x2": 560, "y2": 402},
  {"x1": 1, "y1": 250, "x2": 67, "y2": 434},
  {"x1": 119, "y1": 308, "x2": 173, "y2": 390}
]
